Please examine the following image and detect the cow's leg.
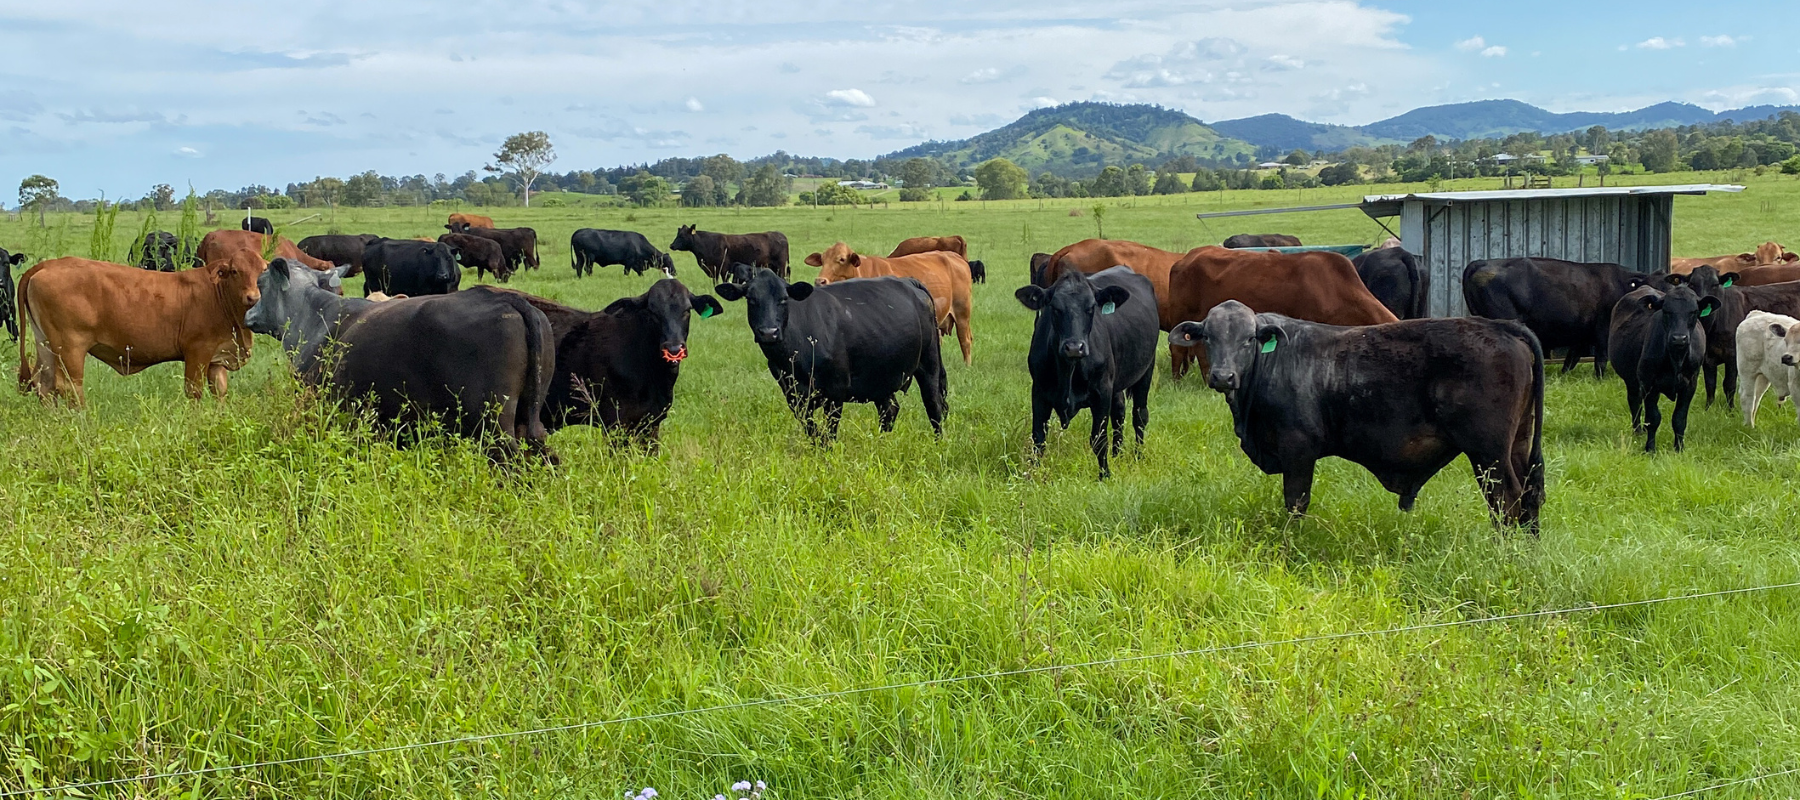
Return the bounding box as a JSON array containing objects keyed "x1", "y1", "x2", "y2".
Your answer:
[
  {"x1": 1108, "y1": 389, "x2": 1127, "y2": 456},
  {"x1": 180, "y1": 358, "x2": 209, "y2": 400},
  {"x1": 1703, "y1": 361, "x2": 1719, "y2": 407},
  {"x1": 1625, "y1": 378, "x2": 1644, "y2": 432},
  {"x1": 1592, "y1": 329, "x2": 1610, "y2": 379},
  {"x1": 1089, "y1": 396, "x2": 1114, "y2": 480},
  {"x1": 916, "y1": 357, "x2": 948, "y2": 437},
  {"x1": 1129, "y1": 370, "x2": 1152, "y2": 448},
  {"x1": 1560, "y1": 347, "x2": 1581, "y2": 375},
  {"x1": 1030, "y1": 393, "x2": 1051, "y2": 459},
  {"x1": 1168, "y1": 342, "x2": 1189, "y2": 381},
  {"x1": 876, "y1": 395, "x2": 900, "y2": 432},
  {"x1": 1671, "y1": 381, "x2": 1696, "y2": 453},
  {"x1": 1742, "y1": 371, "x2": 1767, "y2": 427},
  {"x1": 1281, "y1": 461, "x2": 1316, "y2": 516},
  {"x1": 1642, "y1": 387, "x2": 1663, "y2": 454},
  {"x1": 206, "y1": 363, "x2": 230, "y2": 398},
  {"x1": 1723, "y1": 358, "x2": 1739, "y2": 409},
  {"x1": 952, "y1": 295, "x2": 974, "y2": 365}
]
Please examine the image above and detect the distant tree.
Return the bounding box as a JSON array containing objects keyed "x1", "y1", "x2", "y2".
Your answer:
[
  {"x1": 1125, "y1": 164, "x2": 1153, "y2": 196},
  {"x1": 811, "y1": 183, "x2": 865, "y2": 206},
  {"x1": 1089, "y1": 165, "x2": 1128, "y2": 197},
  {"x1": 19, "y1": 174, "x2": 58, "y2": 227},
  {"x1": 1151, "y1": 172, "x2": 1188, "y2": 195},
  {"x1": 1318, "y1": 162, "x2": 1361, "y2": 186},
  {"x1": 974, "y1": 158, "x2": 1029, "y2": 200},
  {"x1": 1032, "y1": 171, "x2": 1072, "y2": 198},
  {"x1": 149, "y1": 183, "x2": 175, "y2": 211},
  {"x1": 1159, "y1": 155, "x2": 1200, "y2": 174},
  {"x1": 1641, "y1": 129, "x2": 1682, "y2": 172},
  {"x1": 680, "y1": 175, "x2": 718, "y2": 207},
  {"x1": 699, "y1": 154, "x2": 743, "y2": 204},
  {"x1": 486, "y1": 131, "x2": 556, "y2": 207},
  {"x1": 1585, "y1": 125, "x2": 1611, "y2": 155},
  {"x1": 1190, "y1": 168, "x2": 1222, "y2": 191},
  {"x1": 1259, "y1": 173, "x2": 1286, "y2": 190},
  {"x1": 898, "y1": 187, "x2": 931, "y2": 201},
  {"x1": 622, "y1": 171, "x2": 673, "y2": 207},
  {"x1": 343, "y1": 171, "x2": 384, "y2": 207},
  {"x1": 739, "y1": 164, "x2": 791, "y2": 207},
  {"x1": 1782, "y1": 155, "x2": 1800, "y2": 175},
  {"x1": 1284, "y1": 149, "x2": 1310, "y2": 166},
  {"x1": 898, "y1": 158, "x2": 941, "y2": 190}
]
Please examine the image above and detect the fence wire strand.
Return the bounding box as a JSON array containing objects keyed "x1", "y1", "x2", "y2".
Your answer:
[{"x1": 2, "y1": 580, "x2": 1797, "y2": 799}]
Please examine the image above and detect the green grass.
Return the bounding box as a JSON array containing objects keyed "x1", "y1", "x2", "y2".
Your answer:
[{"x1": 3, "y1": 169, "x2": 1800, "y2": 798}]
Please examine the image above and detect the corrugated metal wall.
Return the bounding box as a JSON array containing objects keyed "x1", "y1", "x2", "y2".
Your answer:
[{"x1": 1400, "y1": 195, "x2": 1673, "y2": 317}]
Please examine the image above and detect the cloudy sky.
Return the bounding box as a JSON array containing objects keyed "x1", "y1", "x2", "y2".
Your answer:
[{"x1": 2, "y1": 0, "x2": 1794, "y2": 199}]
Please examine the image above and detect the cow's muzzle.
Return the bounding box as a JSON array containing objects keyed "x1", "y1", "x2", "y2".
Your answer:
[
  {"x1": 662, "y1": 344, "x2": 688, "y2": 363},
  {"x1": 1783, "y1": 354, "x2": 1797, "y2": 367},
  {"x1": 1208, "y1": 370, "x2": 1239, "y2": 392},
  {"x1": 754, "y1": 327, "x2": 780, "y2": 344},
  {"x1": 1060, "y1": 340, "x2": 1088, "y2": 359}
]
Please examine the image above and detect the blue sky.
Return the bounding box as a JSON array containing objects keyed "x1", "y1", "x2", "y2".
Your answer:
[{"x1": 2, "y1": 0, "x2": 1796, "y2": 200}]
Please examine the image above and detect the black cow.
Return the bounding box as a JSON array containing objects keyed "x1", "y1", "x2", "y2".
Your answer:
[
  {"x1": 242, "y1": 216, "x2": 274, "y2": 235},
  {"x1": 968, "y1": 260, "x2": 987, "y2": 284},
  {"x1": 1352, "y1": 247, "x2": 1429, "y2": 320},
  {"x1": 1028, "y1": 253, "x2": 1052, "y2": 286},
  {"x1": 571, "y1": 228, "x2": 675, "y2": 278},
  {"x1": 1607, "y1": 285, "x2": 1717, "y2": 453},
  {"x1": 1223, "y1": 234, "x2": 1302, "y2": 248},
  {"x1": 439, "y1": 233, "x2": 511, "y2": 282},
  {"x1": 0, "y1": 246, "x2": 25, "y2": 341},
  {"x1": 244, "y1": 260, "x2": 555, "y2": 463},
  {"x1": 136, "y1": 231, "x2": 195, "y2": 272},
  {"x1": 297, "y1": 234, "x2": 380, "y2": 277},
  {"x1": 450, "y1": 226, "x2": 540, "y2": 272},
  {"x1": 671, "y1": 225, "x2": 789, "y2": 281},
  {"x1": 362, "y1": 239, "x2": 460, "y2": 297},
  {"x1": 1462, "y1": 256, "x2": 1648, "y2": 377},
  {"x1": 1673, "y1": 266, "x2": 1800, "y2": 408},
  {"x1": 1016, "y1": 266, "x2": 1158, "y2": 479},
  {"x1": 1170, "y1": 300, "x2": 1545, "y2": 531},
  {"x1": 519, "y1": 279, "x2": 723, "y2": 445},
  {"x1": 714, "y1": 265, "x2": 946, "y2": 443}
]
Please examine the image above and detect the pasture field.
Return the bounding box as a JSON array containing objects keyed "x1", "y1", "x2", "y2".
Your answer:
[{"x1": 2, "y1": 170, "x2": 1800, "y2": 798}]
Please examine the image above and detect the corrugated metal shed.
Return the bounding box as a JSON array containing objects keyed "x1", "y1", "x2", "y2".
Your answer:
[{"x1": 1360, "y1": 185, "x2": 1744, "y2": 317}]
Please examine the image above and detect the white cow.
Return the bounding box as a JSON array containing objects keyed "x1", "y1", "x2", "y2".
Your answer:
[{"x1": 1735, "y1": 310, "x2": 1800, "y2": 427}]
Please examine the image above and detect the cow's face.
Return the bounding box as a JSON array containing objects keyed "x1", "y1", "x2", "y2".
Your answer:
[
  {"x1": 1756, "y1": 241, "x2": 1789, "y2": 266},
  {"x1": 1015, "y1": 272, "x2": 1130, "y2": 361},
  {"x1": 609, "y1": 278, "x2": 724, "y2": 364},
  {"x1": 714, "y1": 267, "x2": 809, "y2": 345},
  {"x1": 805, "y1": 242, "x2": 862, "y2": 285},
  {"x1": 1769, "y1": 318, "x2": 1800, "y2": 368},
  {"x1": 213, "y1": 250, "x2": 265, "y2": 311},
  {"x1": 1170, "y1": 300, "x2": 1276, "y2": 393},
  {"x1": 247, "y1": 258, "x2": 328, "y2": 334},
  {"x1": 659, "y1": 252, "x2": 677, "y2": 277},
  {"x1": 670, "y1": 225, "x2": 697, "y2": 252},
  {"x1": 422, "y1": 244, "x2": 458, "y2": 285},
  {"x1": 1643, "y1": 286, "x2": 1715, "y2": 363}
]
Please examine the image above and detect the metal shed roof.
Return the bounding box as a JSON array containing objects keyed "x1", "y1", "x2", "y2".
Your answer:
[{"x1": 1361, "y1": 184, "x2": 1743, "y2": 219}]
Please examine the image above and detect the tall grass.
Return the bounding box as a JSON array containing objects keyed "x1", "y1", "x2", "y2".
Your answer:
[{"x1": 1, "y1": 169, "x2": 1799, "y2": 798}]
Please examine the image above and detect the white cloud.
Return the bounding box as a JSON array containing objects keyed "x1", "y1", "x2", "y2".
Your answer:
[
  {"x1": 1026, "y1": 96, "x2": 1060, "y2": 109},
  {"x1": 684, "y1": 97, "x2": 704, "y2": 112},
  {"x1": 1700, "y1": 35, "x2": 1743, "y2": 47},
  {"x1": 960, "y1": 66, "x2": 1026, "y2": 85},
  {"x1": 174, "y1": 146, "x2": 201, "y2": 158},
  {"x1": 1264, "y1": 54, "x2": 1305, "y2": 71},
  {"x1": 1455, "y1": 36, "x2": 1486, "y2": 52},
  {"x1": 822, "y1": 88, "x2": 876, "y2": 107},
  {"x1": 1636, "y1": 37, "x2": 1683, "y2": 50},
  {"x1": 1481, "y1": 45, "x2": 1507, "y2": 58}
]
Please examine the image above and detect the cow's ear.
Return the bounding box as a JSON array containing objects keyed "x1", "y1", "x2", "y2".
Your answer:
[
  {"x1": 1015, "y1": 285, "x2": 1046, "y2": 310},
  {"x1": 714, "y1": 283, "x2": 745, "y2": 302},
  {"x1": 847, "y1": 252, "x2": 861, "y2": 267},
  {"x1": 692, "y1": 295, "x2": 724, "y2": 319},
  {"x1": 7, "y1": 253, "x2": 24, "y2": 265},
  {"x1": 1168, "y1": 320, "x2": 1204, "y2": 347},
  {"x1": 1737, "y1": 254, "x2": 1757, "y2": 265},
  {"x1": 1255, "y1": 323, "x2": 1286, "y2": 354},
  {"x1": 1785, "y1": 253, "x2": 1800, "y2": 263},
  {"x1": 1094, "y1": 285, "x2": 1130, "y2": 312},
  {"x1": 1663, "y1": 273, "x2": 1686, "y2": 286},
  {"x1": 1770, "y1": 322, "x2": 1789, "y2": 339},
  {"x1": 803, "y1": 253, "x2": 823, "y2": 267},
  {"x1": 326, "y1": 264, "x2": 350, "y2": 289},
  {"x1": 786, "y1": 281, "x2": 815, "y2": 302},
  {"x1": 1642, "y1": 293, "x2": 1664, "y2": 311},
  {"x1": 1721, "y1": 272, "x2": 1740, "y2": 287},
  {"x1": 1628, "y1": 275, "x2": 1648, "y2": 289},
  {"x1": 1699, "y1": 297, "x2": 1719, "y2": 318}
]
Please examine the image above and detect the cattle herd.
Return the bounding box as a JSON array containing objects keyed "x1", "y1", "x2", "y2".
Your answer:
[{"x1": 8, "y1": 211, "x2": 1800, "y2": 535}]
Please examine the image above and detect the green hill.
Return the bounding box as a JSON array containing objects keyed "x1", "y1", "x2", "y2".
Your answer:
[{"x1": 880, "y1": 102, "x2": 1257, "y2": 178}]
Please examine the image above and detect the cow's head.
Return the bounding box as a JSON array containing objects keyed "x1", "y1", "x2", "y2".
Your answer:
[
  {"x1": 659, "y1": 251, "x2": 677, "y2": 277},
  {"x1": 1765, "y1": 316, "x2": 1800, "y2": 368},
  {"x1": 1169, "y1": 300, "x2": 1278, "y2": 394},
  {"x1": 419, "y1": 242, "x2": 459, "y2": 287},
  {"x1": 1, "y1": 248, "x2": 25, "y2": 268},
  {"x1": 211, "y1": 250, "x2": 265, "y2": 311},
  {"x1": 805, "y1": 242, "x2": 863, "y2": 285},
  {"x1": 714, "y1": 266, "x2": 810, "y2": 345},
  {"x1": 247, "y1": 258, "x2": 347, "y2": 335},
  {"x1": 670, "y1": 224, "x2": 698, "y2": 252},
  {"x1": 1642, "y1": 285, "x2": 1716, "y2": 365},
  {"x1": 1756, "y1": 241, "x2": 1789, "y2": 266},
  {"x1": 1667, "y1": 265, "x2": 1734, "y2": 302},
  {"x1": 605, "y1": 277, "x2": 723, "y2": 365},
  {"x1": 1015, "y1": 271, "x2": 1130, "y2": 361}
]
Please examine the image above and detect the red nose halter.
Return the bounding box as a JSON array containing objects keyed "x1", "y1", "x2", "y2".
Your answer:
[{"x1": 662, "y1": 345, "x2": 689, "y2": 363}]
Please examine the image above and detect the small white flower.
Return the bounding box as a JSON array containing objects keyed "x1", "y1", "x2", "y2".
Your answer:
[{"x1": 733, "y1": 782, "x2": 752, "y2": 793}]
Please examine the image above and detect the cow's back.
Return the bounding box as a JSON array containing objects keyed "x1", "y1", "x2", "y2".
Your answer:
[
  {"x1": 890, "y1": 236, "x2": 967, "y2": 258},
  {"x1": 1047, "y1": 239, "x2": 1183, "y2": 327},
  {"x1": 1170, "y1": 247, "x2": 1396, "y2": 327}
]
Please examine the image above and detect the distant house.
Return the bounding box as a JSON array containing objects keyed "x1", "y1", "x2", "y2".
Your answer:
[
  {"x1": 1256, "y1": 162, "x2": 1286, "y2": 169},
  {"x1": 1574, "y1": 154, "x2": 1611, "y2": 165},
  {"x1": 1488, "y1": 153, "x2": 1546, "y2": 165},
  {"x1": 837, "y1": 180, "x2": 889, "y2": 190}
]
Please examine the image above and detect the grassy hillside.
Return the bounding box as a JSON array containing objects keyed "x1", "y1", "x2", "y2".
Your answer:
[
  {"x1": 2, "y1": 169, "x2": 1800, "y2": 798},
  {"x1": 1210, "y1": 114, "x2": 1390, "y2": 152},
  {"x1": 881, "y1": 102, "x2": 1256, "y2": 178}
]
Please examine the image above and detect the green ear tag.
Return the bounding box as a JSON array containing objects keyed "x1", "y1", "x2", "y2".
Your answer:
[
  {"x1": 699, "y1": 306, "x2": 715, "y2": 318},
  {"x1": 1723, "y1": 277, "x2": 1735, "y2": 287},
  {"x1": 1700, "y1": 306, "x2": 1712, "y2": 318},
  {"x1": 1101, "y1": 302, "x2": 1116, "y2": 315},
  {"x1": 1260, "y1": 336, "x2": 1278, "y2": 354}
]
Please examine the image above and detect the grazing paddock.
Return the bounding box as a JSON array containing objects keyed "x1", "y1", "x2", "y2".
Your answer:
[{"x1": 2, "y1": 170, "x2": 1800, "y2": 798}]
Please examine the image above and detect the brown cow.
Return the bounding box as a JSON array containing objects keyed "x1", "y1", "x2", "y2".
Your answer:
[
  {"x1": 448, "y1": 213, "x2": 496, "y2": 232},
  {"x1": 1735, "y1": 264, "x2": 1800, "y2": 286},
  {"x1": 1037, "y1": 239, "x2": 1184, "y2": 329},
  {"x1": 1670, "y1": 241, "x2": 1795, "y2": 275},
  {"x1": 806, "y1": 241, "x2": 974, "y2": 364},
  {"x1": 16, "y1": 252, "x2": 262, "y2": 405},
  {"x1": 198, "y1": 230, "x2": 333, "y2": 271},
  {"x1": 889, "y1": 235, "x2": 967, "y2": 258},
  {"x1": 1165, "y1": 246, "x2": 1399, "y2": 379}
]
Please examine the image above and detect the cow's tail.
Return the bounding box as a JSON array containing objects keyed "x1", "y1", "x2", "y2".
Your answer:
[
  {"x1": 14, "y1": 267, "x2": 34, "y2": 392},
  {"x1": 1407, "y1": 252, "x2": 1428, "y2": 320},
  {"x1": 490, "y1": 289, "x2": 553, "y2": 454},
  {"x1": 1518, "y1": 321, "x2": 1546, "y2": 531}
]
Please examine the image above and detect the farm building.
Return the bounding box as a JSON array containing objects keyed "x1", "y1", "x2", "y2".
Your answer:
[{"x1": 1360, "y1": 185, "x2": 1744, "y2": 316}]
